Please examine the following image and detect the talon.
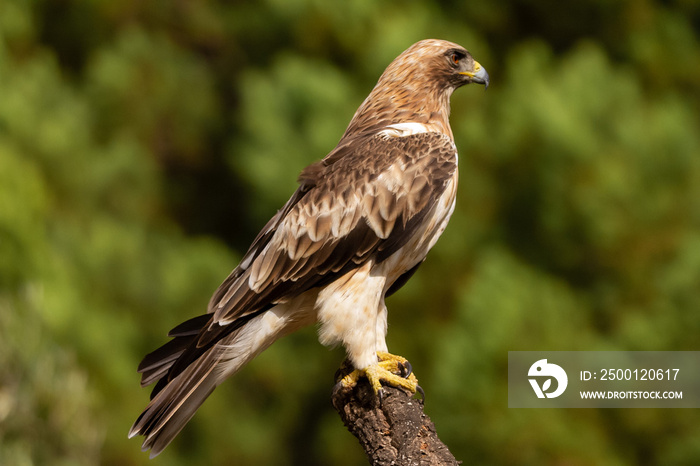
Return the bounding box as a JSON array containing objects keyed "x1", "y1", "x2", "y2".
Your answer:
[
  {"x1": 416, "y1": 384, "x2": 425, "y2": 403},
  {"x1": 400, "y1": 360, "x2": 413, "y2": 378},
  {"x1": 332, "y1": 378, "x2": 346, "y2": 395},
  {"x1": 397, "y1": 361, "x2": 406, "y2": 377},
  {"x1": 337, "y1": 352, "x2": 420, "y2": 398},
  {"x1": 377, "y1": 387, "x2": 385, "y2": 404}
]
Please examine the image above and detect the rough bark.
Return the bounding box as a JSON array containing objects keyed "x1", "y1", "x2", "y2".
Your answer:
[{"x1": 331, "y1": 363, "x2": 460, "y2": 466}]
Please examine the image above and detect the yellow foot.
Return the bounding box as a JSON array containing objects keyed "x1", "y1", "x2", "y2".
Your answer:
[{"x1": 338, "y1": 352, "x2": 423, "y2": 400}]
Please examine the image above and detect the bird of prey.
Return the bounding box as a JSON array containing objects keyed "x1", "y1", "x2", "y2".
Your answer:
[{"x1": 130, "y1": 39, "x2": 489, "y2": 456}]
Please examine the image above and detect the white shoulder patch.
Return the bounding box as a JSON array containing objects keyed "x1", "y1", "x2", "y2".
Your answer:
[{"x1": 377, "y1": 122, "x2": 431, "y2": 139}]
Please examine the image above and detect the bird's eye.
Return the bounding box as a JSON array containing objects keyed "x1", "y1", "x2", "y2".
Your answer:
[{"x1": 451, "y1": 53, "x2": 461, "y2": 66}]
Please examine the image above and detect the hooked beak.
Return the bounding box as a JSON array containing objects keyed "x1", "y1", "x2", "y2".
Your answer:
[{"x1": 459, "y1": 61, "x2": 490, "y2": 90}]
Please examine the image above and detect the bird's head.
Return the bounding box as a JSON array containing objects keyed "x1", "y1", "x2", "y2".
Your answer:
[
  {"x1": 342, "y1": 39, "x2": 488, "y2": 139},
  {"x1": 380, "y1": 39, "x2": 489, "y2": 93}
]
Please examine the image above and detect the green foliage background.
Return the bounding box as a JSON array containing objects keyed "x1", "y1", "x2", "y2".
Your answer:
[{"x1": 1, "y1": 1, "x2": 699, "y2": 464}]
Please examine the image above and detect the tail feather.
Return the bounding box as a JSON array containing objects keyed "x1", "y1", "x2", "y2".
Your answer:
[
  {"x1": 136, "y1": 314, "x2": 211, "y2": 388},
  {"x1": 148, "y1": 383, "x2": 215, "y2": 456},
  {"x1": 137, "y1": 337, "x2": 190, "y2": 387},
  {"x1": 130, "y1": 314, "x2": 226, "y2": 456},
  {"x1": 167, "y1": 314, "x2": 212, "y2": 337},
  {"x1": 130, "y1": 304, "x2": 305, "y2": 457},
  {"x1": 129, "y1": 350, "x2": 219, "y2": 457}
]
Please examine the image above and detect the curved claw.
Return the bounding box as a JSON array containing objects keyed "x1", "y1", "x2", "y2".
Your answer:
[
  {"x1": 377, "y1": 387, "x2": 386, "y2": 404},
  {"x1": 399, "y1": 360, "x2": 413, "y2": 379},
  {"x1": 416, "y1": 384, "x2": 426, "y2": 404}
]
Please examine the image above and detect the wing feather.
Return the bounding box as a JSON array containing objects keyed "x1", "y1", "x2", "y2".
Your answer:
[{"x1": 208, "y1": 131, "x2": 456, "y2": 330}]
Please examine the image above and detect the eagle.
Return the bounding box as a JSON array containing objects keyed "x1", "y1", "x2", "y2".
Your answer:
[{"x1": 130, "y1": 39, "x2": 489, "y2": 456}]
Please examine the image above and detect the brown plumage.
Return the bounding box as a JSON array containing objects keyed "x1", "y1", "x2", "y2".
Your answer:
[{"x1": 129, "y1": 39, "x2": 489, "y2": 457}]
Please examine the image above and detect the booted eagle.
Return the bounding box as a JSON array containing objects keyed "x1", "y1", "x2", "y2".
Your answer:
[{"x1": 130, "y1": 39, "x2": 489, "y2": 456}]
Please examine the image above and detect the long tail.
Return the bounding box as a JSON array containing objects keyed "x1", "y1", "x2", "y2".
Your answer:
[{"x1": 129, "y1": 311, "x2": 279, "y2": 457}]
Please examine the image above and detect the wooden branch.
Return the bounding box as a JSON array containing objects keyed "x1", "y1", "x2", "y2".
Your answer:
[{"x1": 331, "y1": 362, "x2": 460, "y2": 466}]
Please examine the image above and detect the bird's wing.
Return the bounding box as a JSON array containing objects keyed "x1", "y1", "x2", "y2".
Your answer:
[
  {"x1": 139, "y1": 131, "x2": 458, "y2": 391},
  {"x1": 208, "y1": 130, "x2": 457, "y2": 329}
]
